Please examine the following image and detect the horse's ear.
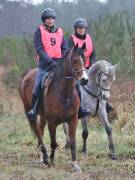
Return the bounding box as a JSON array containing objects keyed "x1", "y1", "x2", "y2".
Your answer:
[
  {"x1": 81, "y1": 42, "x2": 86, "y2": 51},
  {"x1": 74, "y1": 43, "x2": 78, "y2": 51}
]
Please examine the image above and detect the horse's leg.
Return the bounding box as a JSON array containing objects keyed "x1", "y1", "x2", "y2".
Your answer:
[
  {"x1": 81, "y1": 116, "x2": 89, "y2": 153},
  {"x1": 30, "y1": 119, "x2": 49, "y2": 165},
  {"x1": 98, "y1": 109, "x2": 116, "y2": 160},
  {"x1": 37, "y1": 116, "x2": 47, "y2": 161},
  {"x1": 48, "y1": 123, "x2": 57, "y2": 166},
  {"x1": 63, "y1": 123, "x2": 70, "y2": 149},
  {"x1": 68, "y1": 115, "x2": 81, "y2": 172},
  {"x1": 39, "y1": 116, "x2": 46, "y2": 138},
  {"x1": 38, "y1": 139, "x2": 49, "y2": 165}
]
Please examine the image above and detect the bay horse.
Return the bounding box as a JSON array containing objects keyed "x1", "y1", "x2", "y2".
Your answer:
[
  {"x1": 63, "y1": 60, "x2": 117, "y2": 160},
  {"x1": 19, "y1": 44, "x2": 88, "y2": 172}
]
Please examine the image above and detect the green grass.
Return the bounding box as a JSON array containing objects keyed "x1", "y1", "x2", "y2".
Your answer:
[{"x1": 1, "y1": 115, "x2": 135, "y2": 179}]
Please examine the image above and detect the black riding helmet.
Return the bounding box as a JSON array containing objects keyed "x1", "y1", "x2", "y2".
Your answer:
[{"x1": 41, "y1": 8, "x2": 56, "y2": 22}]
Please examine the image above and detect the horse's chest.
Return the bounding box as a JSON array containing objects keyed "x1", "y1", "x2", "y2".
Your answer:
[{"x1": 45, "y1": 106, "x2": 76, "y2": 123}]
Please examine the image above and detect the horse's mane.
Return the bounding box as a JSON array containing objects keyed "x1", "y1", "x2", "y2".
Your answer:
[
  {"x1": 51, "y1": 57, "x2": 65, "y2": 83},
  {"x1": 88, "y1": 60, "x2": 114, "y2": 78}
]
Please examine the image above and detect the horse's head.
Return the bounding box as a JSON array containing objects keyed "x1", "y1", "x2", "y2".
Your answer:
[
  {"x1": 65, "y1": 43, "x2": 88, "y2": 83},
  {"x1": 88, "y1": 60, "x2": 117, "y2": 100}
]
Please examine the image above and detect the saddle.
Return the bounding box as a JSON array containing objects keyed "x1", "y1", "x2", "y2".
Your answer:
[{"x1": 41, "y1": 72, "x2": 54, "y2": 96}]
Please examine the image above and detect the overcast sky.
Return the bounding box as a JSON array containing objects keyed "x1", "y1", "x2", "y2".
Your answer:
[
  {"x1": 33, "y1": 0, "x2": 107, "y2": 4},
  {"x1": 8, "y1": 0, "x2": 107, "y2": 5}
]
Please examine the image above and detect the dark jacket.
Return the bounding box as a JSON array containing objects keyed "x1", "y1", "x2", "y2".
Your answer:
[
  {"x1": 68, "y1": 35, "x2": 96, "y2": 69},
  {"x1": 34, "y1": 26, "x2": 68, "y2": 69}
]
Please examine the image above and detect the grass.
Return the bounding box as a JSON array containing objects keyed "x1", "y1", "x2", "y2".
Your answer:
[{"x1": 1, "y1": 114, "x2": 135, "y2": 179}]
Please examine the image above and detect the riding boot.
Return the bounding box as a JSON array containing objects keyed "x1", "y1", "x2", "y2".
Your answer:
[
  {"x1": 78, "y1": 106, "x2": 91, "y2": 119},
  {"x1": 76, "y1": 81, "x2": 90, "y2": 119},
  {"x1": 26, "y1": 93, "x2": 40, "y2": 121},
  {"x1": 106, "y1": 102, "x2": 114, "y2": 114}
]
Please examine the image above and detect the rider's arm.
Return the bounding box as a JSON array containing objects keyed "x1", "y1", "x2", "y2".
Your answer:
[
  {"x1": 86, "y1": 49, "x2": 96, "y2": 69},
  {"x1": 67, "y1": 36, "x2": 74, "y2": 49},
  {"x1": 61, "y1": 36, "x2": 68, "y2": 58},
  {"x1": 89, "y1": 36, "x2": 96, "y2": 67},
  {"x1": 34, "y1": 27, "x2": 54, "y2": 67},
  {"x1": 90, "y1": 49, "x2": 96, "y2": 65}
]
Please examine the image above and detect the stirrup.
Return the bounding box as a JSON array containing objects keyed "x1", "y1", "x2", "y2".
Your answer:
[
  {"x1": 78, "y1": 107, "x2": 90, "y2": 119},
  {"x1": 26, "y1": 109, "x2": 37, "y2": 121},
  {"x1": 106, "y1": 104, "x2": 114, "y2": 114}
]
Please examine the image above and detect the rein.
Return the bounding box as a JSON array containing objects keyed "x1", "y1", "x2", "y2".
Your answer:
[
  {"x1": 54, "y1": 49, "x2": 85, "y2": 107},
  {"x1": 82, "y1": 85, "x2": 99, "y2": 117},
  {"x1": 55, "y1": 82, "x2": 77, "y2": 107}
]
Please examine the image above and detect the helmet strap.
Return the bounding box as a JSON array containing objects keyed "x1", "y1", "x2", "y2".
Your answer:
[
  {"x1": 75, "y1": 30, "x2": 86, "y2": 40},
  {"x1": 43, "y1": 22, "x2": 55, "y2": 33}
]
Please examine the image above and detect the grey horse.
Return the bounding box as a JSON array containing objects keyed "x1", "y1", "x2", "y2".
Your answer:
[{"x1": 63, "y1": 60, "x2": 117, "y2": 160}]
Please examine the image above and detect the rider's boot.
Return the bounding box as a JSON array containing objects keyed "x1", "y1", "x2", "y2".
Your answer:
[
  {"x1": 76, "y1": 81, "x2": 90, "y2": 119},
  {"x1": 78, "y1": 106, "x2": 91, "y2": 119},
  {"x1": 26, "y1": 70, "x2": 49, "y2": 122},
  {"x1": 26, "y1": 93, "x2": 40, "y2": 122},
  {"x1": 106, "y1": 102, "x2": 114, "y2": 114}
]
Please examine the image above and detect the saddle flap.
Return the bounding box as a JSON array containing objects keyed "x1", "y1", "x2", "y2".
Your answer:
[{"x1": 41, "y1": 72, "x2": 54, "y2": 96}]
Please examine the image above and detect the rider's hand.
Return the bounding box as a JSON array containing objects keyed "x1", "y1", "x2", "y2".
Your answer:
[{"x1": 48, "y1": 59, "x2": 57, "y2": 70}]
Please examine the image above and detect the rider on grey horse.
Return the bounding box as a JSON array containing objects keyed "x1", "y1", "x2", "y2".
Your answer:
[
  {"x1": 27, "y1": 9, "x2": 90, "y2": 121},
  {"x1": 68, "y1": 18, "x2": 114, "y2": 116},
  {"x1": 63, "y1": 60, "x2": 117, "y2": 160}
]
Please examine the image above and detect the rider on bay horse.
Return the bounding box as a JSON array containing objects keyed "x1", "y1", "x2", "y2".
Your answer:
[
  {"x1": 68, "y1": 18, "x2": 114, "y2": 114},
  {"x1": 27, "y1": 8, "x2": 90, "y2": 121}
]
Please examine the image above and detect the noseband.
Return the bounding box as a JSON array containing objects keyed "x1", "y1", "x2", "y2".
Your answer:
[{"x1": 96, "y1": 72, "x2": 110, "y2": 92}]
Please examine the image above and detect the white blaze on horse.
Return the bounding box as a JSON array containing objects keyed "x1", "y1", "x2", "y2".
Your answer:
[{"x1": 63, "y1": 60, "x2": 117, "y2": 160}]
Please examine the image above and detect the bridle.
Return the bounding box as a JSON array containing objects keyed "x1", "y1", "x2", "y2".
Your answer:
[
  {"x1": 65, "y1": 50, "x2": 85, "y2": 80},
  {"x1": 55, "y1": 50, "x2": 85, "y2": 107},
  {"x1": 96, "y1": 71, "x2": 110, "y2": 92},
  {"x1": 82, "y1": 71, "x2": 112, "y2": 117}
]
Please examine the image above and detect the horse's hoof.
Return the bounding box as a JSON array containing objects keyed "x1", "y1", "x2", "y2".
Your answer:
[
  {"x1": 72, "y1": 166, "x2": 82, "y2": 173},
  {"x1": 71, "y1": 161, "x2": 82, "y2": 173},
  {"x1": 81, "y1": 149, "x2": 87, "y2": 154},
  {"x1": 43, "y1": 159, "x2": 50, "y2": 166},
  {"x1": 109, "y1": 153, "x2": 117, "y2": 160},
  {"x1": 80, "y1": 148, "x2": 87, "y2": 155}
]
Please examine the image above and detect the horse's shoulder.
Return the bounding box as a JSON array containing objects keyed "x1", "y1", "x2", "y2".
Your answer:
[{"x1": 23, "y1": 68, "x2": 37, "y2": 80}]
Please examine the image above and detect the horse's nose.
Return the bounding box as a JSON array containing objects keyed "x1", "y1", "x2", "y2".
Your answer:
[
  {"x1": 80, "y1": 78, "x2": 88, "y2": 85},
  {"x1": 102, "y1": 94, "x2": 106, "y2": 99},
  {"x1": 102, "y1": 93, "x2": 110, "y2": 100}
]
